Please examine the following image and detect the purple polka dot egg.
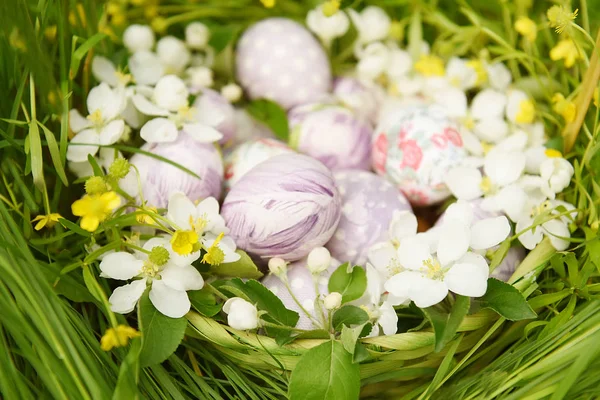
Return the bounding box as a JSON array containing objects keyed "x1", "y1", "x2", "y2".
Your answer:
[
  {"x1": 326, "y1": 170, "x2": 412, "y2": 266},
  {"x1": 373, "y1": 104, "x2": 467, "y2": 206},
  {"x1": 289, "y1": 103, "x2": 373, "y2": 171},
  {"x1": 236, "y1": 18, "x2": 331, "y2": 109}
]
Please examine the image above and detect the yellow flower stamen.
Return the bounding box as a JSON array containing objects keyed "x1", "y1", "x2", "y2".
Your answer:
[
  {"x1": 423, "y1": 258, "x2": 443, "y2": 280},
  {"x1": 171, "y1": 230, "x2": 199, "y2": 255},
  {"x1": 545, "y1": 148, "x2": 562, "y2": 158},
  {"x1": 552, "y1": 93, "x2": 577, "y2": 123},
  {"x1": 31, "y1": 213, "x2": 62, "y2": 231},
  {"x1": 202, "y1": 232, "x2": 226, "y2": 266},
  {"x1": 260, "y1": 0, "x2": 275, "y2": 8},
  {"x1": 547, "y1": 5, "x2": 578, "y2": 34},
  {"x1": 481, "y1": 142, "x2": 494, "y2": 155},
  {"x1": 71, "y1": 191, "x2": 121, "y2": 232},
  {"x1": 137, "y1": 206, "x2": 158, "y2": 225},
  {"x1": 516, "y1": 99, "x2": 535, "y2": 124},
  {"x1": 414, "y1": 55, "x2": 445, "y2": 77},
  {"x1": 87, "y1": 109, "x2": 103, "y2": 126},
  {"x1": 462, "y1": 116, "x2": 475, "y2": 130},
  {"x1": 515, "y1": 17, "x2": 537, "y2": 42},
  {"x1": 550, "y1": 39, "x2": 581, "y2": 68},
  {"x1": 322, "y1": 0, "x2": 340, "y2": 17},
  {"x1": 530, "y1": 200, "x2": 552, "y2": 218},
  {"x1": 466, "y1": 59, "x2": 488, "y2": 86},
  {"x1": 100, "y1": 325, "x2": 140, "y2": 351},
  {"x1": 115, "y1": 71, "x2": 132, "y2": 86},
  {"x1": 480, "y1": 176, "x2": 493, "y2": 194}
]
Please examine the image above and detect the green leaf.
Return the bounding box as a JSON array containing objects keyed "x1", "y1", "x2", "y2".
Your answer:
[
  {"x1": 340, "y1": 322, "x2": 371, "y2": 355},
  {"x1": 477, "y1": 278, "x2": 537, "y2": 321},
  {"x1": 112, "y1": 338, "x2": 142, "y2": 400},
  {"x1": 246, "y1": 99, "x2": 289, "y2": 141},
  {"x1": 423, "y1": 295, "x2": 470, "y2": 352},
  {"x1": 288, "y1": 340, "x2": 360, "y2": 400},
  {"x1": 424, "y1": 334, "x2": 462, "y2": 396},
  {"x1": 489, "y1": 240, "x2": 511, "y2": 271},
  {"x1": 87, "y1": 154, "x2": 104, "y2": 177},
  {"x1": 209, "y1": 25, "x2": 238, "y2": 53},
  {"x1": 58, "y1": 218, "x2": 91, "y2": 237},
  {"x1": 188, "y1": 287, "x2": 221, "y2": 317},
  {"x1": 328, "y1": 263, "x2": 367, "y2": 304},
  {"x1": 70, "y1": 33, "x2": 107, "y2": 79},
  {"x1": 37, "y1": 121, "x2": 68, "y2": 186},
  {"x1": 332, "y1": 305, "x2": 369, "y2": 331},
  {"x1": 137, "y1": 291, "x2": 187, "y2": 368},
  {"x1": 209, "y1": 250, "x2": 263, "y2": 279}
]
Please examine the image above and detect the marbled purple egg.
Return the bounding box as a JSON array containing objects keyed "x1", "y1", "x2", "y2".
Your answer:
[
  {"x1": 332, "y1": 77, "x2": 385, "y2": 125},
  {"x1": 221, "y1": 154, "x2": 341, "y2": 261},
  {"x1": 289, "y1": 103, "x2": 373, "y2": 171},
  {"x1": 326, "y1": 170, "x2": 412, "y2": 265},
  {"x1": 436, "y1": 199, "x2": 525, "y2": 282},
  {"x1": 193, "y1": 89, "x2": 236, "y2": 146},
  {"x1": 125, "y1": 133, "x2": 223, "y2": 208},
  {"x1": 262, "y1": 257, "x2": 340, "y2": 330},
  {"x1": 236, "y1": 18, "x2": 331, "y2": 109}
]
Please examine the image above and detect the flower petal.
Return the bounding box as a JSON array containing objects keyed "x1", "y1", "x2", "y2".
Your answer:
[
  {"x1": 377, "y1": 302, "x2": 399, "y2": 335},
  {"x1": 470, "y1": 89, "x2": 507, "y2": 120},
  {"x1": 109, "y1": 279, "x2": 147, "y2": 314},
  {"x1": 69, "y1": 108, "x2": 92, "y2": 132},
  {"x1": 410, "y1": 276, "x2": 448, "y2": 308},
  {"x1": 128, "y1": 51, "x2": 165, "y2": 86},
  {"x1": 160, "y1": 265, "x2": 204, "y2": 291},
  {"x1": 167, "y1": 192, "x2": 197, "y2": 229},
  {"x1": 367, "y1": 242, "x2": 397, "y2": 272},
  {"x1": 99, "y1": 119, "x2": 125, "y2": 145},
  {"x1": 67, "y1": 129, "x2": 100, "y2": 162},
  {"x1": 149, "y1": 280, "x2": 191, "y2": 318},
  {"x1": 444, "y1": 252, "x2": 489, "y2": 297},
  {"x1": 516, "y1": 216, "x2": 543, "y2": 250},
  {"x1": 384, "y1": 270, "x2": 420, "y2": 299},
  {"x1": 482, "y1": 184, "x2": 528, "y2": 222},
  {"x1": 389, "y1": 210, "x2": 418, "y2": 242},
  {"x1": 470, "y1": 216, "x2": 511, "y2": 250},
  {"x1": 443, "y1": 200, "x2": 474, "y2": 227},
  {"x1": 542, "y1": 219, "x2": 570, "y2": 251},
  {"x1": 132, "y1": 94, "x2": 170, "y2": 117},
  {"x1": 433, "y1": 87, "x2": 468, "y2": 118},
  {"x1": 444, "y1": 167, "x2": 483, "y2": 200},
  {"x1": 397, "y1": 236, "x2": 431, "y2": 270},
  {"x1": 181, "y1": 123, "x2": 223, "y2": 143},
  {"x1": 91, "y1": 56, "x2": 118, "y2": 87},
  {"x1": 100, "y1": 252, "x2": 144, "y2": 280},
  {"x1": 365, "y1": 263, "x2": 383, "y2": 304},
  {"x1": 437, "y1": 221, "x2": 470, "y2": 266},
  {"x1": 140, "y1": 118, "x2": 179, "y2": 143},
  {"x1": 484, "y1": 150, "x2": 526, "y2": 187}
]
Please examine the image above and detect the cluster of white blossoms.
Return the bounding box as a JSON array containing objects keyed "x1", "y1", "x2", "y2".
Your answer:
[
  {"x1": 99, "y1": 191, "x2": 239, "y2": 318},
  {"x1": 67, "y1": 22, "x2": 243, "y2": 178}
]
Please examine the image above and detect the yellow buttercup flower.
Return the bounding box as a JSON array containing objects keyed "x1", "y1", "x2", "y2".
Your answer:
[
  {"x1": 552, "y1": 93, "x2": 576, "y2": 122},
  {"x1": 31, "y1": 213, "x2": 62, "y2": 231},
  {"x1": 260, "y1": 0, "x2": 275, "y2": 8},
  {"x1": 100, "y1": 325, "x2": 140, "y2": 351},
  {"x1": 414, "y1": 55, "x2": 445, "y2": 77},
  {"x1": 515, "y1": 17, "x2": 537, "y2": 42},
  {"x1": 516, "y1": 99, "x2": 535, "y2": 124},
  {"x1": 136, "y1": 206, "x2": 158, "y2": 225},
  {"x1": 202, "y1": 233, "x2": 225, "y2": 266},
  {"x1": 545, "y1": 148, "x2": 562, "y2": 158},
  {"x1": 547, "y1": 5, "x2": 578, "y2": 34},
  {"x1": 550, "y1": 39, "x2": 580, "y2": 68},
  {"x1": 71, "y1": 191, "x2": 121, "y2": 232},
  {"x1": 171, "y1": 230, "x2": 199, "y2": 255}
]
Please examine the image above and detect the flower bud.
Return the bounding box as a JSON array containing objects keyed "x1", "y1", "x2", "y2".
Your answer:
[
  {"x1": 122, "y1": 133, "x2": 223, "y2": 208},
  {"x1": 185, "y1": 22, "x2": 210, "y2": 49},
  {"x1": 223, "y1": 298, "x2": 259, "y2": 330},
  {"x1": 153, "y1": 75, "x2": 189, "y2": 112},
  {"x1": 307, "y1": 247, "x2": 331, "y2": 274},
  {"x1": 348, "y1": 6, "x2": 391, "y2": 44},
  {"x1": 123, "y1": 24, "x2": 155, "y2": 53},
  {"x1": 268, "y1": 257, "x2": 287, "y2": 277},
  {"x1": 85, "y1": 176, "x2": 108, "y2": 195},
  {"x1": 108, "y1": 158, "x2": 130, "y2": 180},
  {"x1": 324, "y1": 292, "x2": 342, "y2": 310},
  {"x1": 156, "y1": 36, "x2": 191, "y2": 75},
  {"x1": 288, "y1": 103, "x2": 373, "y2": 171},
  {"x1": 222, "y1": 154, "x2": 341, "y2": 261},
  {"x1": 306, "y1": 4, "x2": 349, "y2": 46},
  {"x1": 221, "y1": 83, "x2": 243, "y2": 103},
  {"x1": 186, "y1": 66, "x2": 213, "y2": 92}
]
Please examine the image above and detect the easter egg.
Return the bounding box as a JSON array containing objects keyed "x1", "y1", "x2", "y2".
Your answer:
[
  {"x1": 326, "y1": 170, "x2": 412, "y2": 265},
  {"x1": 332, "y1": 76, "x2": 385, "y2": 124},
  {"x1": 193, "y1": 89, "x2": 236, "y2": 146},
  {"x1": 223, "y1": 138, "x2": 294, "y2": 190},
  {"x1": 373, "y1": 104, "x2": 466, "y2": 206},
  {"x1": 236, "y1": 18, "x2": 331, "y2": 109},
  {"x1": 231, "y1": 109, "x2": 275, "y2": 145},
  {"x1": 262, "y1": 257, "x2": 340, "y2": 330},
  {"x1": 288, "y1": 103, "x2": 373, "y2": 171},
  {"x1": 124, "y1": 133, "x2": 223, "y2": 208},
  {"x1": 222, "y1": 154, "x2": 342, "y2": 261}
]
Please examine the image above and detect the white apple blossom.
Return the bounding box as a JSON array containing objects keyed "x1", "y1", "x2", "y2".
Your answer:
[
  {"x1": 357, "y1": 264, "x2": 401, "y2": 336},
  {"x1": 445, "y1": 57, "x2": 479, "y2": 90},
  {"x1": 506, "y1": 89, "x2": 535, "y2": 124},
  {"x1": 123, "y1": 24, "x2": 155, "y2": 53},
  {"x1": 356, "y1": 42, "x2": 390, "y2": 81},
  {"x1": 185, "y1": 22, "x2": 210, "y2": 49},
  {"x1": 132, "y1": 75, "x2": 223, "y2": 143},
  {"x1": 486, "y1": 62, "x2": 512, "y2": 91},
  {"x1": 223, "y1": 298, "x2": 259, "y2": 330},
  {"x1": 516, "y1": 200, "x2": 576, "y2": 251},
  {"x1": 100, "y1": 237, "x2": 204, "y2": 318},
  {"x1": 128, "y1": 51, "x2": 165, "y2": 86},
  {"x1": 539, "y1": 157, "x2": 574, "y2": 199},
  {"x1": 156, "y1": 36, "x2": 191, "y2": 75},
  {"x1": 66, "y1": 83, "x2": 127, "y2": 162},
  {"x1": 348, "y1": 6, "x2": 391, "y2": 45},
  {"x1": 306, "y1": 4, "x2": 350, "y2": 47}
]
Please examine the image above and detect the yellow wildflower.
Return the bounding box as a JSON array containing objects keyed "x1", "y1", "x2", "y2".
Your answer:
[
  {"x1": 516, "y1": 99, "x2": 535, "y2": 124},
  {"x1": 71, "y1": 191, "x2": 121, "y2": 232},
  {"x1": 414, "y1": 55, "x2": 445, "y2": 77},
  {"x1": 100, "y1": 325, "x2": 140, "y2": 351},
  {"x1": 260, "y1": 0, "x2": 275, "y2": 8},
  {"x1": 552, "y1": 93, "x2": 576, "y2": 122},
  {"x1": 547, "y1": 5, "x2": 578, "y2": 34},
  {"x1": 322, "y1": 0, "x2": 340, "y2": 17},
  {"x1": 31, "y1": 213, "x2": 63, "y2": 231},
  {"x1": 171, "y1": 230, "x2": 199, "y2": 255},
  {"x1": 545, "y1": 148, "x2": 563, "y2": 158},
  {"x1": 550, "y1": 39, "x2": 580, "y2": 68},
  {"x1": 136, "y1": 206, "x2": 158, "y2": 225},
  {"x1": 44, "y1": 26, "x2": 57, "y2": 42},
  {"x1": 68, "y1": 3, "x2": 87, "y2": 28},
  {"x1": 202, "y1": 233, "x2": 225, "y2": 266},
  {"x1": 515, "y1": 17, "x2": 537, "y2": 42}
]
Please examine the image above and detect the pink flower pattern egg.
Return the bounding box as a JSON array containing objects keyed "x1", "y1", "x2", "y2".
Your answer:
[
  {"x1": 326, "y1": 170, "x2": 412, "y2": 266},
  {"x1": 373, "y1": 104, "x2": 466, "y2": 206},
  {"x1": 236, "y1": 18, "x2": 331, "y2": 109},
  {"x1": 289, "y1": 103, "x2": 373, "y2": 171}
]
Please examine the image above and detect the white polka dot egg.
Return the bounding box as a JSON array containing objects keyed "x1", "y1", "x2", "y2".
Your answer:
[{"x1": 236, "y1": 18, "x2": 331, "y2": 109}]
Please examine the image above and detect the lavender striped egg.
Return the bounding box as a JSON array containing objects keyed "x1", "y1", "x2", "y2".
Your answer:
[
  {"x1": 262, "y1": 257, "x2": 340, "y2": 330},
  {"x1": 289, "y1": 103, "x2": 373, "y2": 171},
  {"x1": 125, "y1": 133, "x2": 223, "y2": 208},
  {"x1": 193, "y1": 89, "x2": 236, "y2": 146},
  {"x1": 236, "y1": 18, "x2": 331, "y2": 109},
  {"x1": 326, "y1": 170, "x2": 412, "y2": 266},
  {"x1": 221, "y1": 154, "x2": 342, "y2": 261}
]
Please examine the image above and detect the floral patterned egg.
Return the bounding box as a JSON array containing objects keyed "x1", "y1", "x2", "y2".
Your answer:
[
  {"x1": 193, "y1": 89, "x2": 236, "y2": 146},
  {"x1": 289, "y1": 103, "x2": 373, "y2": 171},
  {"x1": 326, "y1": 170, "x2": 412, "y2": 265},
  {"x1": 236, "y1": 18, "x2": 331, "y2": 109},
  {"x1": 262, "y1": 257, "x2": 340, "y2": 330},
  {"x1": 223, "y1": 138, "x2": 294, "y2": 190},
  {"x1": 373, "y1": 104, "x2": 466, "y2": 206}
]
